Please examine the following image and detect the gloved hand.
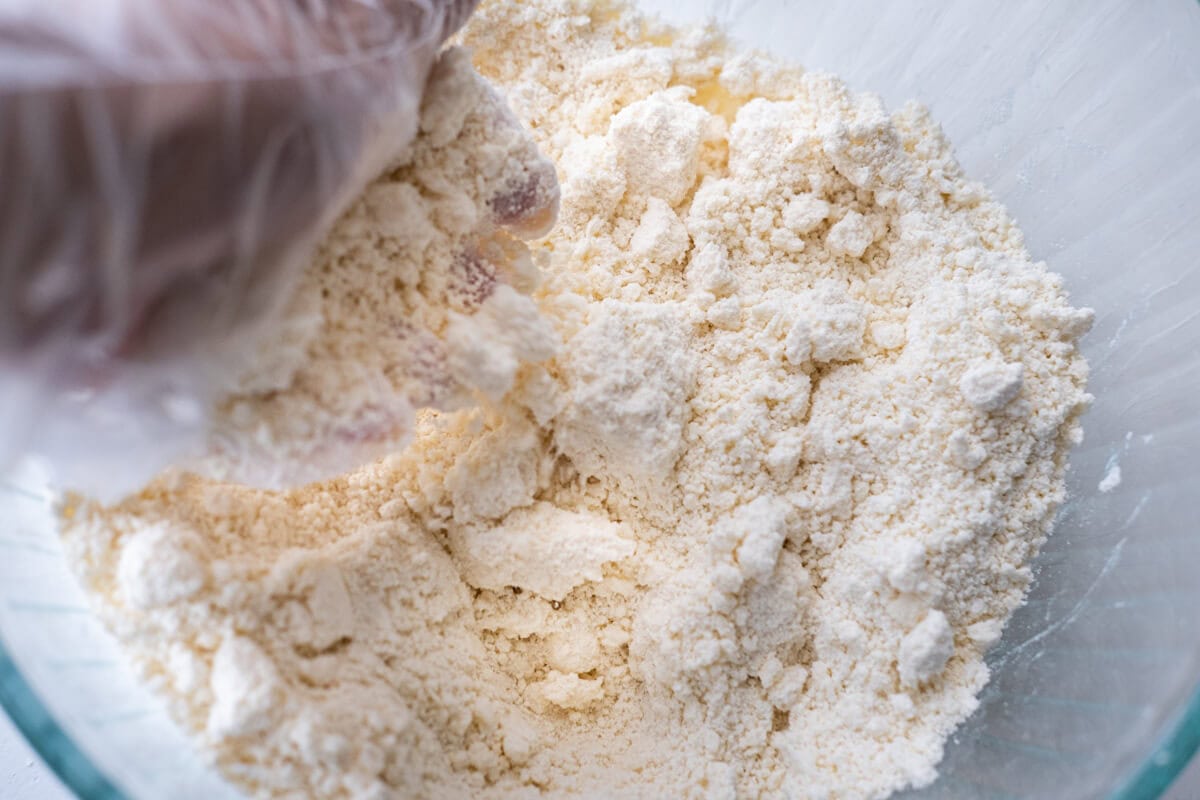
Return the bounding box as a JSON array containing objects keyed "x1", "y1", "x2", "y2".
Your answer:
[{"x1": 0, "y1": 0, "x2": 477, "y2": 495}]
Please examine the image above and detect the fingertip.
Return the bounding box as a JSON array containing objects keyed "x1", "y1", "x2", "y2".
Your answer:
[{"x1": 490, "y1": 158, "x2": 561, "y2": 239}]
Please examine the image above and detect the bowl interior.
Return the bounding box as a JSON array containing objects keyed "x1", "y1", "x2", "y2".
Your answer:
[{"x1": 4, "y1": 1, "x2": 1200, "y2": 798}]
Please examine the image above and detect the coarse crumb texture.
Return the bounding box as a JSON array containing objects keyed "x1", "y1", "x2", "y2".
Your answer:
[
  {"x1": 194, "y1": 46, "x2": 560, "y2": 489},
  {"x1": 60, "y1": 1, "x2": 1094, "y2": 799}
]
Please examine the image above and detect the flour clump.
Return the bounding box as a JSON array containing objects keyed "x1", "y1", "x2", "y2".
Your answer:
[{"x1": 60, "y1": 1, "x2": 1093, "y2": 799}]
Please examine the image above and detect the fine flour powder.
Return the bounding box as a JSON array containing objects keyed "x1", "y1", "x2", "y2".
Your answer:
[{"x1": 61, "y1": 1, "x2": 1094, "y2": 799}]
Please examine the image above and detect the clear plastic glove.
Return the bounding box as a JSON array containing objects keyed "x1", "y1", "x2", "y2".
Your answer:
[
  {"x1": 196, "y1": 46, "x2": 561, "y2": 490},
  {"x1": 0, "y1": 0, "x2": 477, "y2": 496}
]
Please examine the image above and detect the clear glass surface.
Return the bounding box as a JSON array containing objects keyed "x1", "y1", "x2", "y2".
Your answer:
[{"x1": 3, "y1": 1, "x2": 1199, "y2": 797}]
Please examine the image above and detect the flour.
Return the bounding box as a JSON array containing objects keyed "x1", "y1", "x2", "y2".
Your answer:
[
  {"x1": 59, "y1": 1, "x2": 1094, "y2": 799},
  {"x1": 194, "y1": 47, "x2": 560, "y2": 489},
  {"x1": 1099, "y1": 464, "x2": 1122, "y2": 493}
]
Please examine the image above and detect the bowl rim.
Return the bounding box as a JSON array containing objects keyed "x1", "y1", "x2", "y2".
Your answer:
[
  {"x1": 1112, "y1": 685, "x2": 1200, "y2": 800},
  {"x1": 0, "y1": 643, "x2": 122, "y2": 799}
]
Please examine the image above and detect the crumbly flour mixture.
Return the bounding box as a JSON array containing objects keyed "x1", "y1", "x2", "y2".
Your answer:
[
  {"x1": 60, "y1": 1, "x2": 1094, "y2": 799},
  {"x1": 196, "y1": 48, "x2": 559, "y2": 488}
]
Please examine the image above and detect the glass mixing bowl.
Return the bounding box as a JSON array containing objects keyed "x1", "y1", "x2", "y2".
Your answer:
[{"x1": 2, "y1": 1, "x2": 1199, "y2": 798}]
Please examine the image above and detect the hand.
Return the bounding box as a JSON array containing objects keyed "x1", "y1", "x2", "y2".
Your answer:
[
  {"x1": 0, "y1": 0, "x2": 476, "y2": 378},
  {"x1": 0, "y1": 0, "x2": 477, "y2": 492}
]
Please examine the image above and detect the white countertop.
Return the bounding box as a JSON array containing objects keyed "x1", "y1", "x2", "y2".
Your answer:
[{"x1": 3, "y1": 706, "x2": 1198, "y2": 799}]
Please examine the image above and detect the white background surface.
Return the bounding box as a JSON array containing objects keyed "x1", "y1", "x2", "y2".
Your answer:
[{"x1": 3, "y1": 705, "x2": 1199, "y2": 799}]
